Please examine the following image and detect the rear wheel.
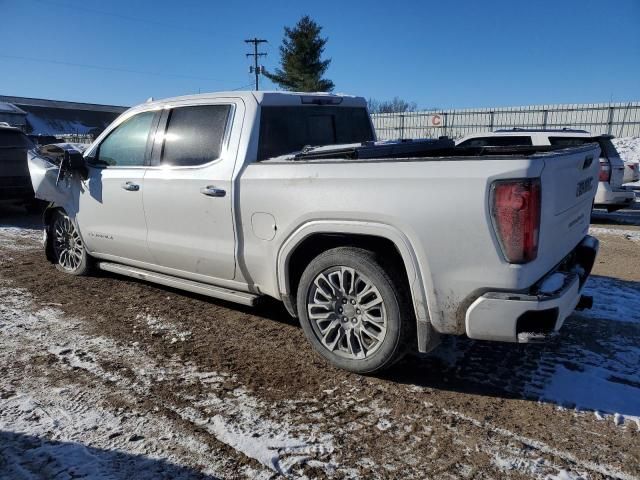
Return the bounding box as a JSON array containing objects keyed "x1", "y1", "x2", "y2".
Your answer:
[
  {"x1": 50, "y1": 211, "x2": 91, "y2": 275},
  {"x1": 297, "y1": 247, "x2": 413, "y2": 374}
]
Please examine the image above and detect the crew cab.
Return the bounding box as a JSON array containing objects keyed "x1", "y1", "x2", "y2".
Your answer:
[
  {"x1": 457, "y1": 129, "x2": 635, "y2": 212},
  {"x1": 27, "y1": 92, "x2": 599, "y2": 374}
]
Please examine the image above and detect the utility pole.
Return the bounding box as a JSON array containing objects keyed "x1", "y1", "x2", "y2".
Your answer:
[{"x1": 245, "y1": 38, "x2": 267, "y2": 91}]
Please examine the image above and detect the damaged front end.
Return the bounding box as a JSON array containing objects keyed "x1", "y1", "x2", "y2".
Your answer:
[{"x1": 26, "y1": 143, "x2": 87, "y2": 211}]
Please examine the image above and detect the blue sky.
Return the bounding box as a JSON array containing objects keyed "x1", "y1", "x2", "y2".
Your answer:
[{"x1": 1, "y1": 0, "x2": 639, "y2": 108}]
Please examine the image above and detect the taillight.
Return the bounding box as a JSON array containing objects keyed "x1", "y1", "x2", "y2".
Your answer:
[
  {"x1": 599, "y1": 159, "x2": 611, "y2": 182},
  {"x1": 490, "y1": 179, "x2": 541, "y2": 264}
]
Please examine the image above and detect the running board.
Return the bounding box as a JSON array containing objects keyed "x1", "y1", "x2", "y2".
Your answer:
[{"x1": 97, "y1": 262, "x2": 259, "y2": 306}]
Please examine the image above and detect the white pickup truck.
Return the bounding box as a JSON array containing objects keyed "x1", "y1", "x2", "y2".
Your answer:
[{"x1": 28, "y1": 91, "x2": 600, "y2": 374}]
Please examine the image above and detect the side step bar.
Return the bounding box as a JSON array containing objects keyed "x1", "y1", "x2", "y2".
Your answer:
[{"x1": 97, "y1": 262, "x2": 259, "y2": 306}]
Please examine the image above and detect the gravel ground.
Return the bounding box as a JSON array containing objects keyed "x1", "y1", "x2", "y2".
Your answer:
[{"x1": 0, "y1": 203, "x2": 639, "y2": 479}]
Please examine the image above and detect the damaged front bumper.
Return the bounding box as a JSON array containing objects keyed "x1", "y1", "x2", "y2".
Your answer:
[{"x1": 465, "y1": 235, "x2": 599, "y2": 343}]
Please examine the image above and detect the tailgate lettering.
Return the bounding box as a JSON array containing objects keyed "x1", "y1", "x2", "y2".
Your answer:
[{"x1": 576, "y1": 177, "x2": 594, "y2": 197}]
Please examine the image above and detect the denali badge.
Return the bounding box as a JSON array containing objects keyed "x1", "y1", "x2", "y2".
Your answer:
[{"x1": 576, "y1": 177, "x2": 594, "y2": 197}]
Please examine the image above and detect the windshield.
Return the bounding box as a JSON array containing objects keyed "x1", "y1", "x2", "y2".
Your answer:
[
  {"x1": 548, "y1": 136, "x2": 615, "y2": 159},
  {"x1": 257, "y1": 106, "x2": 374, "y2": 160}
]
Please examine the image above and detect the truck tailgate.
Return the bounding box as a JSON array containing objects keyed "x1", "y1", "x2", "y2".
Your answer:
[{"x1": 537, "y1": 144, "x2": 600, "y2": 267}]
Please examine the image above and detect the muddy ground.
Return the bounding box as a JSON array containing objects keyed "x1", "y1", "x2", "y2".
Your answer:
[{"x1": 1, "y1": 203, "x2": 639, "y2": 479}]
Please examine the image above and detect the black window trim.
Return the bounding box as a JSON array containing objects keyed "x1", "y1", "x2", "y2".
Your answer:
[{"x1": 148, "y1": 103, "x2": 236, "y2": 169}]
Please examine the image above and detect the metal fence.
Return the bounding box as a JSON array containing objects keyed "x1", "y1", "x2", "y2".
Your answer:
[{"x1": 371, "y1": 102, "x2": 640, "y2": 140}]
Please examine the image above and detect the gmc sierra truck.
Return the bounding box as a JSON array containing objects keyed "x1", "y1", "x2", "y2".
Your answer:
[{"x1": 27, "y1": 91, "x2": 599, "y2": 374}]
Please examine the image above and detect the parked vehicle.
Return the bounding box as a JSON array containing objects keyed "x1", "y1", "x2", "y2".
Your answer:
[
  {"x1": 457, "y1": 129, "x2": 635, "y2": 212},
  {"x1": 27, "y1": 92, "x2": 599, "y2": 374},
  {"x1": 0, "y1": 124, "x2": 43, "y2": 212},
  {"x1": 622, "y1": 161, "x2": 639, "y2": 184}
]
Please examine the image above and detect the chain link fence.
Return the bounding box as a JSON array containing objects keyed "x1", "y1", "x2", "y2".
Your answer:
[{"x1": 371, "y1": 102, "x2": 640, "y2": 140}]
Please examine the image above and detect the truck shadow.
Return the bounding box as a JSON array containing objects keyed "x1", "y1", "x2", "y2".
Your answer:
[
  {"x1": 0, "y1": 430, "x2": 217, "y2": 479},
  {"x1": 387, "y1": 275, "x2": 640, "y2": 420}
]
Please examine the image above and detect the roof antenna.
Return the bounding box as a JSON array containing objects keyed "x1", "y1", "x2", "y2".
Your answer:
[{"x1": 145, "y1": 97, "x2": 154, "y2": 103}]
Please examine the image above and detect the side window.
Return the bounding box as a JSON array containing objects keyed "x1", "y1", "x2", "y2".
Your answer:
[
  {"x1": 461, "y1": 136, "x2": 533, "y2": 147},
  {"x1": 97, "y1": 111, "x2": 155, "y2": 167},
  {"x1": 548, "y1": 137, "x2": 592, "y2": 147},
  {"x1": 458, "y1": 137, "x2": 491, "y2": 147},
  {"x1": 160, "y1": 105, "x2": 231, "y2": 166}
]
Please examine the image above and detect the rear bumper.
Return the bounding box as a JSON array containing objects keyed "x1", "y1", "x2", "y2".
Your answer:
[
  {"x1": 465, "y1": 235, "x2": 599, "y2": 343},
  {"x1": 594, "y1": 182, "x2": 635, "y2": 207}
]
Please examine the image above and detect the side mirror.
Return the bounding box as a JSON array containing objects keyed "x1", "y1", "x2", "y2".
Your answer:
[{"x1": 64, "y1": 151, "x2": 88, "y2": 180}]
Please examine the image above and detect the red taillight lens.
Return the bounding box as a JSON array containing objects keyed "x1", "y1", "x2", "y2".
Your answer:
[
  {"x1": 490, "y1": 179, "x2": 541, "y2": 264},
  {"x1": 599, "y1": 160, "x2": 611, "y2": 182}
]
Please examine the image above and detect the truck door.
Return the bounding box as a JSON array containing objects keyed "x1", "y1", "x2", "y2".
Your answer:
[
  {"x1": 142, "y1": 101, "x2": 241, "y2": 281},
  {"x1": 76, "y1": 110, "x2": 158, "y2": 263}
]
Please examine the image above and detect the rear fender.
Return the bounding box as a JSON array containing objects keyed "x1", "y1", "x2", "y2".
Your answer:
[{"x1": 276, "y1": 220, "x2": 440, "y2": 353}]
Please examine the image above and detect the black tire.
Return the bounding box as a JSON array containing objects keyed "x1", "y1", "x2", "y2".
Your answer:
[
  {"x1": 49, "y1": 210, "x2": 91, "y2": 276},
  {"x1": 296, "y1": 247, "x2": 414, "y2": 374}
]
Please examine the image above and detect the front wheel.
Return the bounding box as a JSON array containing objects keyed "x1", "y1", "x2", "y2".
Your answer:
[
  {"x1": 296, "y1": 247, "x2": 413, "y2": 374},
  {"x1": 50, "y1": 211, "x2": 91, "y2": 275}
]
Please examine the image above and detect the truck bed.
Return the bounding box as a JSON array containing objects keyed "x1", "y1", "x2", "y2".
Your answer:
[{"x1": 266, "y1": 138, "x2": 592, "y2": 162}]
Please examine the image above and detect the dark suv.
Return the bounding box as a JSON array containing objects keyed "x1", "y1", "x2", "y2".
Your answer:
[{"x1": 0, "y1": 125, "x2": 41, "y2": 212}]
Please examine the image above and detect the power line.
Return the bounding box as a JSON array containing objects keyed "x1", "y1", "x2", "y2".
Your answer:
[
  {"x1": 244, "y1": 38, "x2": 267, "y2": 91},
  {"x1": 231, "y1": 81, "x2": 257, "y2": 91},
  {"x1": 0, "y1": 54, "x2": 223, "y2": 83},
  {"x1": 31, "y1": 0, "x2": 211, "y2": 35}
]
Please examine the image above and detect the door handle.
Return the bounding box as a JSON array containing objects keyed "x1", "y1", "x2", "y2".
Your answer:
[
  {"x1": 200, "y1": 185, "x2": 226, "y2": 197},
  {"x1": 121, "y1": 181, "x2": 140, "y2": 191}
]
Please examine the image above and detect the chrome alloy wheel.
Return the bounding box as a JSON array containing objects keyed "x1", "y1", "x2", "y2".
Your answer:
[
  {"x1": 52, "y1": 215, "x2": 84, "y2": 272},
  {"x1": 307, "y1": 266, "x2": 388, "y2": 359}
]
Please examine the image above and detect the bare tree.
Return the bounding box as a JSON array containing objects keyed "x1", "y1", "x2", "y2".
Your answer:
[{"x1": 368, "y1": 97, "x2": 418, "y2": 114}]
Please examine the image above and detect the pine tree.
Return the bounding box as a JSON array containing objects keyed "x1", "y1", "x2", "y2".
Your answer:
[{"x1": 266, "y1": 16, "x2": 334, "y2": 92}]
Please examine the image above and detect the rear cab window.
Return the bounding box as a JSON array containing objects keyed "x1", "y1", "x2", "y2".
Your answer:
[{"x1": 257, "y1": 106, "x2": 374, "y2": 160}]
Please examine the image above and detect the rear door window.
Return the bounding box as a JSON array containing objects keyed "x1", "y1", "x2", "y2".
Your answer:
[
  {"x1": 257, "y1": 106, "x2": 374, "y2": 160},
  {"x1": 159, "y1": 105, "x2": 231, "y2": 167},
  {"x1": 458, "y1": 136, "x2": 533, "y2": 147}
]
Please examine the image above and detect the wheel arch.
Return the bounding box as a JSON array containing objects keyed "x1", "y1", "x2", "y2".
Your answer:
[
  {"x1": 276, "y1": 220, "x2": 439, "y2": 352},
  {"x1": 42, "y1": 206, "x2": 87, "y2": 264}
]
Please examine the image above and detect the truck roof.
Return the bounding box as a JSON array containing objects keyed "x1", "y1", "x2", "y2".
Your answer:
[
  {"x1": 130, "y1": 91, "x2": 367, "y2": 113},
  {"x1": 494, "y1": 128, "x2": 590, "y2": 134}
]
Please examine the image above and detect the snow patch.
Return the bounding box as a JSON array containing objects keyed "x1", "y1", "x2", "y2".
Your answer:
[
  {"x1": 0, "y1": 283, "x2": 337, "y2": 478},
  {"x1": 613, "y1": 137, "x2": 640, "y2": 165},
  {"x1": 589, "y1": 226, "x2": 640, "y2": 242}
]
